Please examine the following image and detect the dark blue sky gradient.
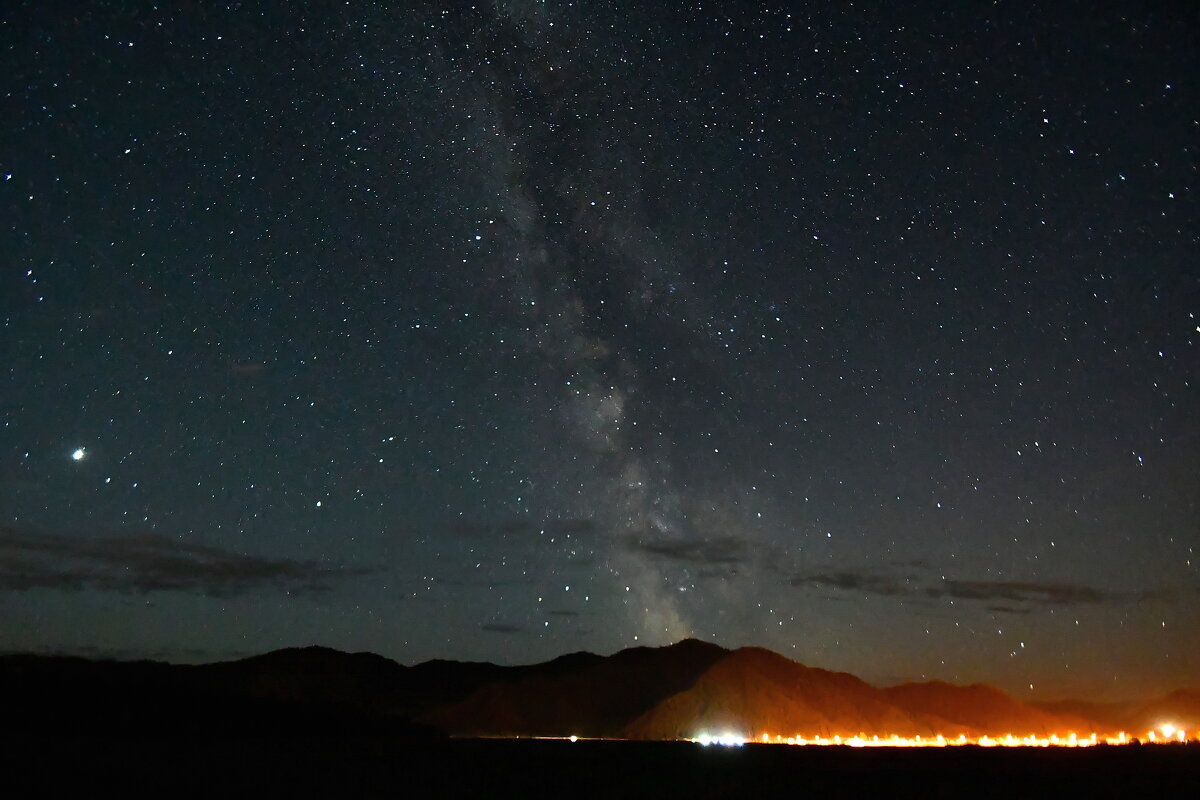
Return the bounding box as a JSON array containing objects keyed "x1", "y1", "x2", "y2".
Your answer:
[{"x1": 2, "y1": 1, "x2": 1197, "y2": 700}]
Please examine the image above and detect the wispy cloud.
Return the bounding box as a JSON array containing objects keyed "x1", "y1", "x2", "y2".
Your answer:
[
  {"x1": 0, "y1": 527, "x2": 372, "y2": 597},
  {"x1": 622, "y1": 534, "x2": 748, "y2": 566},
  {"x1": 3, "y1": 644, "x2": 252, "y2": 662},
  {"x1": 986, "y1": 605, "x2": 1034, "y2": 616},
  {"x1": 790, "y1": 571, "x2": 910, "y2": 596},
  {"x1": 791, "y1": 568, "x2": 1166, "y2": 609},
  {"x1": 927, "y1": 579, "x2": 1169, "y2": 605}
]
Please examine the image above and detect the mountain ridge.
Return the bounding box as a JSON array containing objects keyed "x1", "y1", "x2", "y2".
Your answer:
[{"x1": 2, "y1": 639, "x2": 1191, "y2": 739}]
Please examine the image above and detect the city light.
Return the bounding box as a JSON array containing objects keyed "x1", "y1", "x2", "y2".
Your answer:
[{"x1": 701, "y1": 729, "x2": 1196, "y2": 748}]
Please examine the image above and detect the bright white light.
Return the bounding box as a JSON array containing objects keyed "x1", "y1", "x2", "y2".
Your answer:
[
  {"x1": 71, "y1": 448, "x2": 86, "y2": 461},
  {"x1": 569, "y1": 735, "x2": 578, "y2": 743},
  {"x1": 697, "y1": 731, "x2": 745, "y2": 747},
  {"x1": 1160, "y1": 724, "x2": 1176, "y2": 739}
]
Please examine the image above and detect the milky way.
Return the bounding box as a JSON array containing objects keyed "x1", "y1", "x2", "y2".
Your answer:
[{"x1": 2, "y1": 2, "x2": 1196, "y2": 700}]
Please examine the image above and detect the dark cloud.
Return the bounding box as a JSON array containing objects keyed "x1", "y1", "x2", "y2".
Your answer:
[
  {"x1": 986, "y1": 605, "x2": 1034, "y2": 616},
  {"x1": 790, "y1": 572, "x2": 910, "y2": 597},
  {"x1": 0, "y1": 527, "x2": 372, "y2": 597},
  {"x1": 548, "y1": 609, "x2": 579, "y2": 617},
  {"x1": 928, "y1": 579, "x2": 1169, "y2": 606},
  {"x1": 6, "y1": 644, "x2": 251, "y2": 663},
  {"x1": 480, "y1": 623, "x2": 524, "y2": 634},
  {"x1": 791, "y1": 568, "x2": 1165, "y2": 609},
  {"x1": 622, "y1": 534, "x2": 747, "y2": 566},
  {"x1": 696, "y1": 566, "x2": 743, "y2": 580}
]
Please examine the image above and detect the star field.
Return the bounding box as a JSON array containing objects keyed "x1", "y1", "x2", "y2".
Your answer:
[{"x1": 2, "y1": 2, "x2": 1197, "y2": 700}]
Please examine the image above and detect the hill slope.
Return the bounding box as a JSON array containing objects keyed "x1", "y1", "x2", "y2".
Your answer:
[{"x1": 5, "y1": 640, "x2": 1186, "y2": 740}]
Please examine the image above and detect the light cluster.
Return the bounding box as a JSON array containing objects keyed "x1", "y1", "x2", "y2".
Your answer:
[
  {"x1": 734, "y1": 725, "x2": 1195, "y2": 748},
  {"x1": 695, "y1": 732, "x2": 747, "y2": 747}
]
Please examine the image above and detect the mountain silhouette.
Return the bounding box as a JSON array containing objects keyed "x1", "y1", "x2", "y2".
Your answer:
[
  {"x1": 1, "y1": 640, "x2": 1189, "y2": 740},
  {"x1": 421, "y1": 638, "x2": 726, "y2": 736},
  {"x1": 1036, "y1": 688, "x2": 1200, "y2": 737},
  {"x1": 881, "y1": 681, "x2": 1094, "y2": 736},
  {"x1": 623, "y1": 646, "x2": 923, "y2": 739}
]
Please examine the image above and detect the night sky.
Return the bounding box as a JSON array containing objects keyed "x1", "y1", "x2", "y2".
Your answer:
[{"x1": 3, "y1": 2, "x2": 1197, "y2": 701}]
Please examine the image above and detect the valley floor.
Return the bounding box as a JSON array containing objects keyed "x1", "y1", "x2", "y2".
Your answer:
[{"x1": 3, "y1": 735, "x2": 1197, "y2": 798}]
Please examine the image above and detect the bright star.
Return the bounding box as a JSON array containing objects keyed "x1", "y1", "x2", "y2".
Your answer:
[{"x1": 71, "y1": 448, "x2": 86, "y2": 461}]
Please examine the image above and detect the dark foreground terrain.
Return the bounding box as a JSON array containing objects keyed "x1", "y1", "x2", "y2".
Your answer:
[{"x1": 2, "y1": 736, "x2": 1196, "y2": 798}]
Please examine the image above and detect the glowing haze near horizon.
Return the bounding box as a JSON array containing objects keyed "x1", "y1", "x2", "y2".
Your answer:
[{"x1": 2, "y1": 2, "x2": 1196, "y2": 701}]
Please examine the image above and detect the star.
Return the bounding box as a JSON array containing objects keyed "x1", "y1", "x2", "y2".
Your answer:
[{"x1": 0, "y1": 0, "x2": 1193, "y2": 699}]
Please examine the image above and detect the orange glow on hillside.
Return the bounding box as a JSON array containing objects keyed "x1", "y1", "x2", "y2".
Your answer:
[{"x1": 687, "y1": 728, "x2": 1198, "y2": 748}]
